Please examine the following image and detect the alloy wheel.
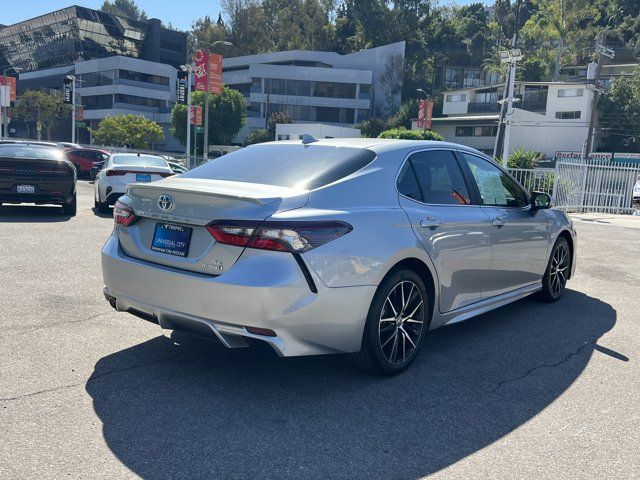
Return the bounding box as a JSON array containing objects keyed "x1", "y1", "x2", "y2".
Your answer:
[
  {"x1": 550, "y1": 242, "x2": 569, "y2": 297},
  {"x1": 378, "y1": 280, "x2": 425, "y2": 365}
]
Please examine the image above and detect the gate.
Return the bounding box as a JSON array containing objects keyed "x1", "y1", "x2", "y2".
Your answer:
[{"x1": 553, "y1": 158, "x2": 640, "y2": 214}]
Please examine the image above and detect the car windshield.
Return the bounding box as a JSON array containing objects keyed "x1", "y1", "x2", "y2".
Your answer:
[
  {"x1": 183, "y1": 144, "x2": 376, "y2": 189},
  {"x1": 0, "y1": 145, "x2": 64, "y2": 160},
  {"x1": 112, "y1": 154, "x2": 168, "y2": 168}
]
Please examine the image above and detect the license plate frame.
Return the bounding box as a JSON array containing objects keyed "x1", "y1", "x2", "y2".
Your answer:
[
  {"x1": 17, "y1": 185, "x2": 35, "y2": 194},
  {"x1": 151, "y1": 223, "x2": 192, "y2": 257},
  {"x1": 136, "y1": 173, "x2": 152, "y2": 182}
]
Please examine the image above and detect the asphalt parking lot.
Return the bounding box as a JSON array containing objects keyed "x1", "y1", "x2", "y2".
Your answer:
[{"x1": 1, "y1": 181, "x2": 639, "y2": 479}]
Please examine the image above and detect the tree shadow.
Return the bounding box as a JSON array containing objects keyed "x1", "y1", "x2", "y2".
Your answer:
[
  {"x1": 86, "y1": 290, "x2": 617, "y2": 479},
  {"x1": 0, "y1": 204, "x2": 71, "y2": 222}
]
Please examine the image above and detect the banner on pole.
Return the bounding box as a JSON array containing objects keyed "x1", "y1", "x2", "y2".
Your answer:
[
  {"x1": 417, "y1": 100, "x2": 434, "y2": 130},
  {"x1": 190, "y1": 105, "x2": 203, "y2": 126},
  {"x1": 417, "y1": 100, "x2": 426, "y2": 129},
  {"x1": 76, "y1": 105, "x2": 84, "y2": 121},
  {"x1": 62, "y1": 77, "x2": 73, "y2": 104},
  {"x1": 0, "y1": 76, "x2": 17, "y2": 102},
  {"x1": 177, "y1": 79, "x2": 187, "y2": 104},
  {"x1": 194, "y1": 50, "x2": 223, "y2": 94}
]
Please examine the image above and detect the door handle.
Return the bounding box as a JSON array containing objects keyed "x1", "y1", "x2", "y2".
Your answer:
[
  {"x1": 420, "y1": 217, "x2": 444, "y2": 228},
  {"x1": 492, "y1": 216, "x2": 508, "y2": 227}
]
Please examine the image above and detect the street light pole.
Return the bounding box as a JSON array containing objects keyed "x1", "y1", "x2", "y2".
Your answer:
[
  {"x1": 70, "y1": 75, "x2": 76, "y2": 144},
  {"x1": 186, "y1": 68, "x2": 192, "y2": 169},
  {"x1": 202, "y1": 40, "x2": 232, "y2": 163},
  {"x1": 496, "y1": 49, "x2": 523, "y2": 167}
]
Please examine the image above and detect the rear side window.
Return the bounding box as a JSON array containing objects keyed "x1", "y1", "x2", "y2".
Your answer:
[
  {"x1": 183, "y1": 144, "x2": 376, "y2": 190},
  {"x1": 398, "y1": 150, "x2": 471, "y2": 205}
]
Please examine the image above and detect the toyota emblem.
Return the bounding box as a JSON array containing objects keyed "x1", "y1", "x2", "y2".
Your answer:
[{"x1": 158, "y1": 194, "x2": 174, "y2": 211}]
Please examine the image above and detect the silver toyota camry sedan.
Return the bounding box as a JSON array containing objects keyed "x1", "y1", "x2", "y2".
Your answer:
[{"x1": 101, "y1": 138, "x2": 576, "y2": 375}]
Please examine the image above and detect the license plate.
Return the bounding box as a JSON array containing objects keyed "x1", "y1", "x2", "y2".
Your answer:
[
  {"x1": 151, "y1": 223, "x2": 192, "y2": 257},
  {"x1": 17, "y1": 185, "x2": 35, "y2": 194},
  {"x1": 136, "y1": 173, "x2": 152, "y2": 182}
]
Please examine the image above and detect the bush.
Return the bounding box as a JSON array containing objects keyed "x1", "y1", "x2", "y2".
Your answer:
[
  {"x1": 245, "y1": 128, "x2": 272, "y2": 145},
  {"x1": 507, "y1": 147, "x2": 542, "y2": 169},
  {"x1": 378, "y1": 128, "x2": 443, "y2": 141}
]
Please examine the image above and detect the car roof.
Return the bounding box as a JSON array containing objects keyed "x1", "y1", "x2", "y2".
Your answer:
[{"x1": 264, "y1": 137, "x2": 489, "y2": 157}]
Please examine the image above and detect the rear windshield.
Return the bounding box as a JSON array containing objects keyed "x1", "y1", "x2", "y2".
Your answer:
[
  {"x1": 0, "y1": 145, "x2": 64, "y2": 161},
  {"x1": 183, "y1": 144, "x2": 376, "y2": 189},
  {"x1": 112, "y1": 154, "x2": 168, "y2": 167}
]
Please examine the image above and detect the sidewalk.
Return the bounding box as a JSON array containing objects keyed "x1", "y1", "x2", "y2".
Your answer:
[{"x1": 569, "y1": 212, "x2": 640, "y2": 229}]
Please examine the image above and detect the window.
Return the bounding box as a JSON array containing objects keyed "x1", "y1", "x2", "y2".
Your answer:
[
  {"x1": 112, "y1": 154, "x2": 168, "y2": 167},
  {"x1": 398, "y1": 150, "x2": 471, "y2": 205},
  {"x1": 182, "y1": 144, "x2": 376, "y2": 190},
  {"x1": 474, "y1": 126, "x2": 498, "y2": 137},
  {"x1": 558, "y1": 88, "x2": 584, "y2": 97},
  {"x1": 118, "y1": 69, "x2": 169, "y2": 87},
  {"x1": 455, "y1": 126, "x2": 474, "y2": 137},
  {"x1": 462, "y1": 153, "x2": 528, "y2": 208},
  {"x1": 446, "y1": 94, "x2": 467, "y2": 102},
  {"x1": 114, "y1": 94, "x2": 165, "y2": 109},
  {"x1": 555, "y1": 111, "x2": 581, "y2": 119},
  {"x1": 82, "y1": 94, "x2": 113, "y2": 110}
]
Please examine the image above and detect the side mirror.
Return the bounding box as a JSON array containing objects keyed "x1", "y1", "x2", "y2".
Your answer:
[
  {"x1": 531, "y1": 191, "x2": 552, "y2": 209},
  {"x1": 90, "y1": 167, "x2": 99, "y2": 180}
]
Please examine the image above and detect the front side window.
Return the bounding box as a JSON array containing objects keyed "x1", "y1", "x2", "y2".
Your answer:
[
  {"x1": 462, "y1": 153, "x2": 528, "y2": 208},
  {"x1": 398, "y1": 150, "x2": 470, "y2": 205}
]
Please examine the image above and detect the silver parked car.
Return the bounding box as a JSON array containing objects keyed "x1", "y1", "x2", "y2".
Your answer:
[{"x1": 101, "y1": 138, "x2": 577, "y2": 375}]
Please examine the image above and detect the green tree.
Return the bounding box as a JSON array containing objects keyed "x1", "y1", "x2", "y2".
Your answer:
[
  {"x1": 89, "y1": 114, "x2": 163, "y2": 149},
  {"x1": 189, "y1": 15, "x2": 229, "y2": 59},
  {"x1": 599, "y1": 67, "x2": 640, "y2": 153},
  {"x1": 222, "y1": 0, "x2": 275, "y2": 55},
  {"x1": 359, "y1": 117, "x2": 390, "y2": 138},
  {"x1": 266, "y1": 110, "x2": 293, "y2": 137},
  {"x1": 14, "y1": 89, "x2": 71, "y2": 140},
  {"x1": 170, "y1": 87, "x2": 246, "y2": 146},
  {"x1": 100, "y1": 0, "x2": 147, "y2": 20},
  {"x1": 245, "y1": 129, "x2": 272, "y2": 145},
  {"x1": 378, "y1": 127, "x2": 443, "y2": 141},
  {"x1": 388, "y1": 99, "x2": 418, "y2": 130}
]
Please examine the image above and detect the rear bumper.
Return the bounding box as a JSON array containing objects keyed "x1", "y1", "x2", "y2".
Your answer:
[
  {"x1": 101, "y1": 234, "x2": 375, "y2": 356},
  {"x1": 0, "y1": 179, "x2": 75, "y2": 205}
]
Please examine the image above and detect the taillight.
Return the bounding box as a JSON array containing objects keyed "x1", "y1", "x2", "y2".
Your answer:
[
  {"x1": 113, "y1": 200, "x2": 139, "y2": 227},
  {"x1": 206, "y1": 220, "x2": 352, "y2": 253}
]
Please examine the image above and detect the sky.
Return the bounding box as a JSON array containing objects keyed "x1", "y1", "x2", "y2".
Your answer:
[{"x1": 4, "y1": 1, "x2": 488, "y2": 32}]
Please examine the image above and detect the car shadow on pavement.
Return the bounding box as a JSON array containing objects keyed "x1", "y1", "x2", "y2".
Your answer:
[
  {"x1": 0, "y1": 205, "x2": 72, "y2": 222},
  {"x1": 86, "y1": 289, "x2": 616, "y2": 479},
  {"x1": 92, "y1": 207, "x2": 112, "y2": 218}
]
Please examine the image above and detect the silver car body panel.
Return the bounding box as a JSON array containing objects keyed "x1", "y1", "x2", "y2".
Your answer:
[{"x1": 101, "y1": 139, "x2": 577, "y2": 356}]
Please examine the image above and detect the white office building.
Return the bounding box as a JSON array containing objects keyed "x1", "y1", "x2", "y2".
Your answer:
[
  {"x1": 222, "y1": 42, "x2": 405, "y2": 142},
  {"x1": 18, "y1": 55, "x2": 182, "y2": 150},
  {"x1": 422, "y1": 81, "x2": 595, "y2": 159}
]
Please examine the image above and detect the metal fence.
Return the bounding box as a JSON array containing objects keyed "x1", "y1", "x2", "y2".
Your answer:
[
  {"x1": 508, "y1": 168, "x2": 555, "y2": 196},
  {"x1": 553, "y1": 159, "x2": 640, "y2": 214}
]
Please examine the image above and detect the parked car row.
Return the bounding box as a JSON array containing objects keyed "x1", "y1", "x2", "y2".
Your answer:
[{"x1": 0, "y1": 143, "x2": 186, "y2": 216}]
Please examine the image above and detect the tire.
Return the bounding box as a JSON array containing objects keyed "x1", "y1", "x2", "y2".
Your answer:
[
  {"x1": 349, "y1": 269, "x2": 429, "y2": 375},
  {"x1": 62, "y1": 194, "x2": 77, "y2": 216},
  {"x1": 95, "y1": 193, "x2": 109, "y2": 213},
  {"x1": 538, "y1": 237, "x2": 570, "y2": 302}
]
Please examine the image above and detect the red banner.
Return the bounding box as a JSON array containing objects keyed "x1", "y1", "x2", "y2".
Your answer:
[
  {"x1": 208, "y1": 53, "x2": 222, "y2": 94},
  {"x1": 417, "y1": 100, "x2": 434, "y2": 130},
  {"x1": 76, "y1": 105, "x2": 84, "y2": 121},
  {"x1": 0, "y1": 76, "x2": 17, "y2": 102},
  {"x1": 194, "y1": 50, "x2": 223, "y2": 94},
  {"x1": 190, "y1": 105, "x2": 203, "y2": 126}
]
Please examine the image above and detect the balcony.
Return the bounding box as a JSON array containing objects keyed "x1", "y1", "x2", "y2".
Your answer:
[
  {"x1": 467, "y1": 102, "x2": 501, "y2": 113},
  {"x1": 519, "y1": 93, "x2": 548, "y2": 113}
]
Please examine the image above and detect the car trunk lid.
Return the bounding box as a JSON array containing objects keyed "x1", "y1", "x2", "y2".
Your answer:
[{"x1": 116, "y1": 177, "x2": 309, "y2": 275}]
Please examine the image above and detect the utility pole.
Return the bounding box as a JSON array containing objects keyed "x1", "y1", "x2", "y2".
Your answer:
[
  {"x1": 585, "y1": 33, "x2": 615, "y2": 157},
  {"x1": 185, "y1": 67, "x2": 193, "y2": 169},
  {"x1": 496, "y1": 49, "x2": 523, "y2": 167},
  {"x1": 71, "y1": 75, "x2": 76, "y2": 144}
]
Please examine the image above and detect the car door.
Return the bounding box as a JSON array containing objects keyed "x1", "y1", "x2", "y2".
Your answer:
[
  {"x1": 397, "y1": 149, "x2": 493, "y2": 313},
  {"x1": 459, "y1": 152, "x2": 550, "y2": 298}
]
